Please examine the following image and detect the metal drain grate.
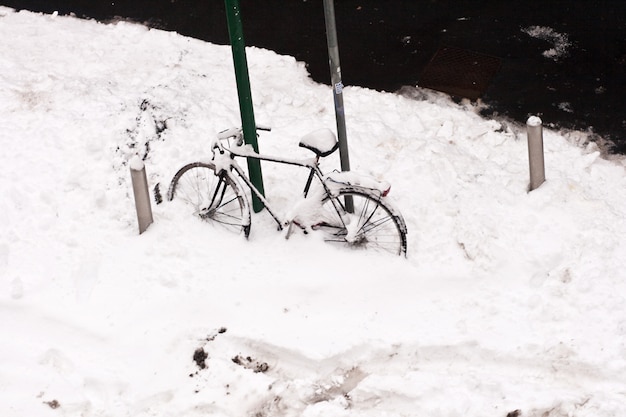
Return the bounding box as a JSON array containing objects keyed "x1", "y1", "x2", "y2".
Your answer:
[{"x1": 419, "y1": 46, "x2": 501, "y2": 100}]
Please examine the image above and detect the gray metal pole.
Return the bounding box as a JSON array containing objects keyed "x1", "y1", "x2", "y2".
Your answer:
[
  {"x1": 527, "y1": 116, "x2": 546, "y2": 191},
  {"x1": 323, "y1": 0, "x2": 350, "y2": 173},
  {"x1": 130, "y1": 157, "x2": 154, "y2": 234},
  {"x1": 323, "y1": 0, "x2": 353, "y2": 212}
]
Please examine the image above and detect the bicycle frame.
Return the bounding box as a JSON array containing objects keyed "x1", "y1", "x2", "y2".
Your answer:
[{"x1": 215, "y1": 142, "x2": 338, "y2": 231}]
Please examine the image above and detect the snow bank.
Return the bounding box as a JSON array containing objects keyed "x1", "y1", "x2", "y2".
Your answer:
[{"x1": 1, "y1": 7, "x2": 625, "y2": 417}]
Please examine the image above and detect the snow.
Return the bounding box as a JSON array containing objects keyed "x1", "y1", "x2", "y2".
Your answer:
[
  {"x1": 527, "y1": 116, "x2": 542, "y2": 127},
  {"x1": 521, "y1": 25, "x2": 572, "y2": 61},
  {"x1": 324, "y1": 171, "x2": 391, "y2": 196},
  {"x1": 129, "y1": 156, "x2": 145, "y2": 171},
  {"x1": 1, "y1": 6, "x2": 626, "y2": 417},
  {"x1": 298, "y1": 128, "x2": 338, "y2": 157}
]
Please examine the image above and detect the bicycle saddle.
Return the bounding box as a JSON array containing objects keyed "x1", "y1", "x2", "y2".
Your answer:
[{"x1": 299, "y1": 128, "x2": 339, "y2": 157}]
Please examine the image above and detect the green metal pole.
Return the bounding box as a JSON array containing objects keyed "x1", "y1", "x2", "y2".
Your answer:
[{"x1": 224, "y1": 0, "x2": 265, "y2": 212}]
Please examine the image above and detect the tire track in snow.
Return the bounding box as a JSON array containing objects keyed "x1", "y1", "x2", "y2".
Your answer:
[{"x1": 189, "y1": 333, "x2": 624, "y2": 416}]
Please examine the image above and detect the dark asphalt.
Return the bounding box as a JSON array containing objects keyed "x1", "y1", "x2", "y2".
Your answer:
[{"x1": 3, "y1": 0, "x2": 626, "y2": 153}]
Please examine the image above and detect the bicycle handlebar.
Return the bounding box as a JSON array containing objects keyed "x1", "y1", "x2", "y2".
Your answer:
[
  {"x1": 217, "y1": 125, "x2": 271, "y2": 140},
  {"x1": 217, "y1": 127, "x2": 241, "y2": 140},
  {"x1": 213, "y1": 125, "x2": 272, "y2": 154}
]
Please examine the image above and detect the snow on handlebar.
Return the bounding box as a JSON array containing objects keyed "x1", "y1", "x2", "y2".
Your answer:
[
  {"x1": 213, "y1": 125, "x2": 271, "y2": 153},
  {"x1": 217, "y1": 125, "x2": 271, "y2": 140},
  {"x1": 217, "y1": 127, "x2": 242, "y2": 140}
]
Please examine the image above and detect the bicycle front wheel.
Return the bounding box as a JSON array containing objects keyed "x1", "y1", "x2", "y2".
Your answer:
[
  {"x1": 167, "y1": 162, "x2": 251, "y2": 237},
  {"x1": 318, "y1": 189, "x2": 407, "y2": 256}
]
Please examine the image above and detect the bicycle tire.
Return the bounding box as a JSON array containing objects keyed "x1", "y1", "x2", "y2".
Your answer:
[
  {"x1": 317, "y1": 188, "x2": 407, "y2": 256},
  {"x1": 167, "y1": 162, "x2": 251, "y2": 237}
]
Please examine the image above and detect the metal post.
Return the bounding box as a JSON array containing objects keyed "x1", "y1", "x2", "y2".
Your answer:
[
  {"x1": 527, "y1": 116, "x2": 546, "y2": 191},
  {"x1": 323, "y1": 0, "x2": 353, "y2": 212},
  {"x1": 323, "y1": 0, "x2": 350, "y2": 174},
  {"x1": 130, "y1": 157, "x2": 153, "y2": 234},
  {"x1": 224, "y1": 0, "x2": 265, "y2": 212}
]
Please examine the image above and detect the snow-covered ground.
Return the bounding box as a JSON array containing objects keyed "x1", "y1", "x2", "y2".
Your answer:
[{"x1": 1, "y1": 7, "x2": 626, "y2": 417}]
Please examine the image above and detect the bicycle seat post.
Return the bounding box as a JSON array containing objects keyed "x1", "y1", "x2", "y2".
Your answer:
[{"x1": 302, "y1": 159, "x2": 319, "y2": 197}]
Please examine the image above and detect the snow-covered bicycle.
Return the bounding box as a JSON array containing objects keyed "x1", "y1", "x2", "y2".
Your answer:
[{"x1": 167, "y1": 126, "x2": 407, "y2": 256}]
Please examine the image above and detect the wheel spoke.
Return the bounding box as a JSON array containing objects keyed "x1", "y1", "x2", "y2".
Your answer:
[
  {"x1": 319, "y1": 191, "x2": 406, "y2": 255},
  {"x1": 168, "y1": 163, "x2": 250, "y2": 237},
  {"x1": 352, "y1": 197, "x2": 379, "y2": 236}
]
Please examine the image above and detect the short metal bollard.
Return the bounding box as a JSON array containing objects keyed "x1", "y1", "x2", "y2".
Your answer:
[
  {"x1": 526, "y1": 116, "x2": 546, "y2": 191},
  {"x1": 130, "y1": 156, "x2": 153, "y2": 234}
]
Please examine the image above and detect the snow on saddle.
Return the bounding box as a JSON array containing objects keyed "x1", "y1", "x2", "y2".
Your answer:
[{"x1": 298, "y1": 128, "x2": 339, "y2": 157}]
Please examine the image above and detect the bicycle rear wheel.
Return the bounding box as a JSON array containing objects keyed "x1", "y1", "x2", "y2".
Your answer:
[
  {"x1": 167, "y1": 162, "x2": 251, "y2": 237},
  {"x1": 317, "y1": 188, "x2": 407, "y2": 256}
]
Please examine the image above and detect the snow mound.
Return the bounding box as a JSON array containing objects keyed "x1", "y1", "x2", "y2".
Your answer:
[{"x1": 1, "y1": 8, "x2": 625, "y2": 417}]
